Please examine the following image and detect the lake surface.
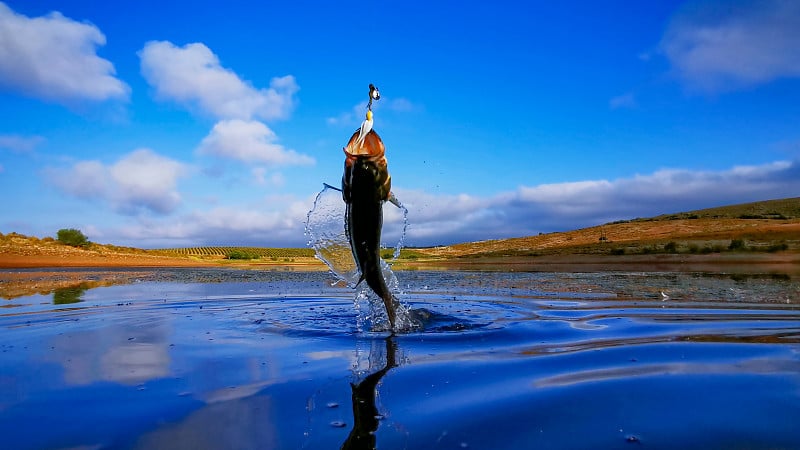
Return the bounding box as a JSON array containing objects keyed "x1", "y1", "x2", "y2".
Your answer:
[{"x1": 1, "y1": 268, "x2": 799, "y2": 449}]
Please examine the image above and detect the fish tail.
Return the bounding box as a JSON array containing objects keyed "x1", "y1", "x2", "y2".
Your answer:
[
  {"x1": 381, "y1": 292, "x2": 397, "y2": 330},
  {"x1": 364, "y1": 268, "x2": 397, "y2": 330}
]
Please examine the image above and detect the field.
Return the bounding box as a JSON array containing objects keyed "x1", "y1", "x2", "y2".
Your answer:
[{"x1": 160, "y1": 246, "x2": 315, "y2": 260}]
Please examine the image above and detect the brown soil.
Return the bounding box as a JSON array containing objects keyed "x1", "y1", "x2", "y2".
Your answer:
[{"x1": 415, "y1": 218, "x2": 800, "y2": 257}]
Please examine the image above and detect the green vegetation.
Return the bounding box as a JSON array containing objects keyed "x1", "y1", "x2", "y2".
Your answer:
[
  {"x1": 53, "y1": 283, "x2": 90, "y2": 304},
  {"x1": 161, "y1": 246, "x2": 315, "y2": 258},
  {"x1": 728, "y1": 239, "x2": 747, "y2": 251},
  {"x1": 605, "y1": 239, "x2": 789, "y2": 257},
  {"x1": 160, "y1": 246, "x2": 431, "y2": 261},
  {"x1": 225, "y1": 249, "x2": 261, "y2": 260},
  {"x1": 56, "y1": 228, "x2": 90, "y2": 248}
]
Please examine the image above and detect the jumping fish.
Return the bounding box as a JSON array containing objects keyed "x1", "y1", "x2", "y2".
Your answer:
[{"x1": 342, "y1": 84, "x2": 400, "y2": 329}]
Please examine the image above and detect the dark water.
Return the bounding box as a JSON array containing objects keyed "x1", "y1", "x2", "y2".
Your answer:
[{"x1": 1, "y1": 268, "x2": 799, "y2": 449}]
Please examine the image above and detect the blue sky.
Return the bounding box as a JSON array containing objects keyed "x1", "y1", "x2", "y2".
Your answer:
[{"x1": 1, "y1": 0, "x2": 799, "y2": 248}]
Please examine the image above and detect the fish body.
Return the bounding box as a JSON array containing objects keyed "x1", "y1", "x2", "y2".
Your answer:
[{"x1": 342, "y1": 128, "x2": 398, "y2": 329}]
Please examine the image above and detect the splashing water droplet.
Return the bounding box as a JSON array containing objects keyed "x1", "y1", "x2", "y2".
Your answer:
[{"x1": 306, "y1": 184, "x2": 415, "y2": 331}]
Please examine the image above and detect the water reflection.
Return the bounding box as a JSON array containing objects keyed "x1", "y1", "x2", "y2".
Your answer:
[
  {"x1": 342, "y1": 336, "x2": 398, "y2": 450},
  {"x1": 45, "y1": 313, "x2": 172, "y2": 385},
  {"x1": 52, "y1": 283, "x2": 89, "y2": 304},
  {"x1": 1, "y1": 269, "x2": 799, "y2": 449}
]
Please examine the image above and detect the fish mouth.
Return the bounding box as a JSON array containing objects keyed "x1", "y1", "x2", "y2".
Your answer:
[{"x1": 344, "y1": 129, "x2": 385, "y2": 158}]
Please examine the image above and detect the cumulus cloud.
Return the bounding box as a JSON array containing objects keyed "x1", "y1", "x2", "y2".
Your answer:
[
  {"x1": 139, "y1": 41, "x2": 307, "y2": 173},
  {"x1": 111, "y1": 197, "x2": 314, "y2": 248},
  {"x1": 139, "y1": 41, "x2": 298, "y2": 120},
  {"x1": 0, "y1": 2, "x2": 129, "y2": 103},
  {"x1": 47, "y1": 148, "x2": 188, "y2": 215},
  {"x1": 393, "y1": 159, "x2": 800, "y2": 246},
  {"x1": 79, "y1": 159, "x2": 800, "y2": 248},
  {"x1": 661, "y1": 0, "x2": 800, "y2": 92},
  {"x1": 196, "y1": 119, "x2": 314, "y2": 166}
]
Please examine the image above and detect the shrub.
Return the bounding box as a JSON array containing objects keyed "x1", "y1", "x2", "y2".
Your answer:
[
  {"x1": 225, "y1": 250, "x2": 259, "y2": 260},
  {"x1": 56, "y1": 228, "x2": 90, "y2": 248},
  {"x1": 664, "y1": 241, "x2": 678, "y2": 253},
  {"x1": 729, "y1": 239, "x2": 747, "y2": 251},
  {"x1": 766, "y1": 243, "x2": 789, "y2": 253}
]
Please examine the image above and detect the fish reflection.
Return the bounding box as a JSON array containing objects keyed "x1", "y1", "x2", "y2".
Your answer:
[{"x1": 341, "y1": 336, "x2": 398, "y2": 450}]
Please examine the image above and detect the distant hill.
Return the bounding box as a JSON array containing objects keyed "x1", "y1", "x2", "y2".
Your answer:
[
  {"x1": 418, "y1": 197, "x2": 800, "y2": 258},
  {"x1": 648, "y1": 197, "x2": 800, "y2": 221}
]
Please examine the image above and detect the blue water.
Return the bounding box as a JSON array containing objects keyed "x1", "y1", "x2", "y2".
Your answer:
[{"x1": 1, "y1": 268, "x2": 799, "y2": 449}]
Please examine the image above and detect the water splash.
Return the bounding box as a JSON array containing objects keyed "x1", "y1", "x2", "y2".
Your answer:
[
  {"x1": 305, "y1": 184, "x2": 358, "y2": 285},
  {"x1": 305, "y1": 183, "x2": 415, "y2": 332}
]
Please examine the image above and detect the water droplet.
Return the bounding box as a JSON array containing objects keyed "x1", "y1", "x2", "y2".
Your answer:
[{"x1": 625, "y1": 434, "x2": 640, "y2": 443}]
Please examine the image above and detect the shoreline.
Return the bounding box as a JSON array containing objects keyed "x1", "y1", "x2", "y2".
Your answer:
[
  {"x1": 3, "y1": 252, "x2": 797, "y2": 300},
  {"x1": 2, "y1": 251, "x2": 798, "y2": 273},
  {"x1": 402, "y1": 252, "x2": 800, "y2": 274}
]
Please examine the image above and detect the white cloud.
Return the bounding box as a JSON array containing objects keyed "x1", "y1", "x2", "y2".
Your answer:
[
  {"x1": 0, "y1": 2, "x2": 129, "y2": 103},
  {"x1": 110, "y1": 196, "x2": 315, "y2": 248},
  {"x1": 139, "y1": 41, "x2": 297, "y2": 120},
  {"x1": 62, "y1": 159, "x2": 800, "y2": 248},
  {"x1": 393, "y1": 159, "x2": 800, "y2": 246},
  {"x1": 661, "y1": 0, "x2": 800, "y2": 92},
  {"x1": 196, "y1": 119, "x2": 314, "y2": 166},
  {"x1": 0, "y1": 134, "x2": 45, "y2": 153},
  {"x1": 46, "y1": 148, "x2": 188, "y2": 215},
  {"x1": 252, "y1": 167, "x2": 286, "y2": 187}
]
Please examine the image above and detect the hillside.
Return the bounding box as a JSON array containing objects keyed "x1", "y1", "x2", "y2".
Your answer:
[
  {"x1": 416, "y1": 197, "x2": 800, "y2": 258},
  {"x1": 0, "y1": 232, "x2": 215, "y2": 268}
]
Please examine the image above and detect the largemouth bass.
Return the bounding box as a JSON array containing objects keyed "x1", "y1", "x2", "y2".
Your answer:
[{"x1": 342, "y1": 128, "x2": 400, "y2": 329}]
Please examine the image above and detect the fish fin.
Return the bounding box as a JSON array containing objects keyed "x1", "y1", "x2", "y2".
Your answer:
[
  {"x1": 354, "y1": 273, "x2": 366, "y2": 288},
  {"x1": 387, "y1": 192, "x2": 402, "y2": 208},
  {"x1": 323, "y1": 182, "x2": 342, "y2": 192}
]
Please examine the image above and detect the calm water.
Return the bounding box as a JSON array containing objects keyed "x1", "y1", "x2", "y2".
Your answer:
[{"x1": 1, "y1": 268, "x2": 799, "y2": 449}]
